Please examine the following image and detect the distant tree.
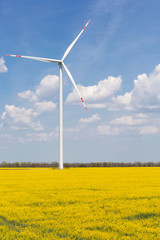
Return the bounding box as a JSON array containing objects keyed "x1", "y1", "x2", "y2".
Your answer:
[
  {"x1": 0, "y1": 161, "x2": 160, "y2": 168},
  {"x1": 16, "y1": 162, "x2": 20, "y2": 168},
  {"x1": 1, "y1": 161, "x2": 8, "y2": 167}
]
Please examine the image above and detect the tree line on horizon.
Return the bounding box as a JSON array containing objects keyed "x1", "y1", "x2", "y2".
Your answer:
[{"x1": 0, "y1": 161, "x2": 160, "y2": 168}]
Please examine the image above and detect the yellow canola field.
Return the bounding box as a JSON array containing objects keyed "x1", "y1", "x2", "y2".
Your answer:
[{"x1": 0, "y1": 167, "x2": 160, "y2": 239}]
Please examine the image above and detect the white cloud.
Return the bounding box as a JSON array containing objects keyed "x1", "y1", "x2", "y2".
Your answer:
[
  {"x1": 36, "y1": 132, "x2": 56, "y2": 141},
  {"x1": 35, "y1": 75, "x2": 59, "y2": 99},
  {"x1": 3, "y1": 105, "x2": 39, "y2": 123},
  {"x1": 87, "y1": 103, "x2": 107, "y2": 108},
  {"x1": 64, "y1": 127, "x2": 81, "y2": 134},
  {"x1": 66, "y1": 64, "x2": 160, "y2": 111},
  {"x1": 18, "y1": 131, "x2": 56, "y2": 143},
  {"x1": 98, "y1": 113, "x2": 160, "y2": 136},
  {"x1": 18, "y1": 75, "x2": 59, "y2": 102},
  {"x1": 1, "y1": 75, "x2": 58, "y2": 138},
  {"x1": 0, "y1": 57, "x2": 8, "y2": 73},
  {"x1": 98, "y1": 123, "x2": 159, "y2": 136},
  {"x1": 139, "y1": 126, "x2": 159, "y2": 135},
  {"x1": 110, "y1": 113, "x2": 148, "y2": 126},
  {"x1": 112, "y1": 64, "x2": 160, "y2": 110},
  {"x1": 34, "y1": 101, "x2": 56, "y2": 113},
  {"x1": 111, "y1": 92, "x2": 132, "y2": 110},
  {"x1": 66, "y1": 76, "x2": 122, "y2": 104},
  {"x1": 79, "y1": 114, "x2": 101, "y2": 123},
  {"x1": 98, "y1": 124, "x2": 122, "y2": 135},
  {"x1": 17, "y1": 63, "x2": 160, "y2": 113},
  {"x1": 0, "y1": 134, "x2": 13, "y2": 140},
  {"x1": 1, "y1": 105, "x2": 43, "y2": 131},
  {"x1": 18, "y1": 90, "x2": 37, "y2": 102}
]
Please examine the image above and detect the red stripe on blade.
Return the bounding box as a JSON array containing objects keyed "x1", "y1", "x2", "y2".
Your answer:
[
  {"x1": 81, "y1": 98, "x2": 84, "y2": 103},
  {"x1": 83, "y1": 26, "x2": 86, "y2": 30},
  {"x1": 7, "y1": 54, "x2": 11, "y2": 56},
  {"x1": 16, "y1": 55, "x2": 21, "y2": 57},
  {"x1": 85, "y1": 106, "x2": 87, "y2": 111}
]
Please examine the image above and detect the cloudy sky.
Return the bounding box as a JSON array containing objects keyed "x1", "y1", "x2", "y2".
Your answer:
[{"x1": 1, "y1": 0, "x2": 160, "y2": 163}]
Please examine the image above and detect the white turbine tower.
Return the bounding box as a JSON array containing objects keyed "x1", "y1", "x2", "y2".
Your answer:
[{"x1": 7, "y1": 20, "x2": 90, "y2": 169}]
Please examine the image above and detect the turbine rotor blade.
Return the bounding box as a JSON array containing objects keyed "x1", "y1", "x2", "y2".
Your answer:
[
  {"x1": 62, "y1": 62, "x2": 87, "y2": 110},
  {"x1": 7, "y1": 54, "x2": 60, "y2": 63},
  {"x1": 61, "y1": 20, "x2": 91, "y2": 62}
]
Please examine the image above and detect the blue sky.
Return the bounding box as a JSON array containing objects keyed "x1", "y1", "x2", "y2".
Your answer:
[{"x1": 1, "y1": 0, "x2": 160, "y2": 163}]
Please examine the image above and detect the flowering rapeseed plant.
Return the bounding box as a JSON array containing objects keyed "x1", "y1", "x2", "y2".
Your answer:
[{"x1": 0, "y1": 167, "x2": 160, "y2": 239}]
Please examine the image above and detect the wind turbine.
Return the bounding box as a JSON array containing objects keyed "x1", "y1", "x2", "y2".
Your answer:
[{"x1": 7, "y1": 20, "x2": 90, "y2": 169}]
